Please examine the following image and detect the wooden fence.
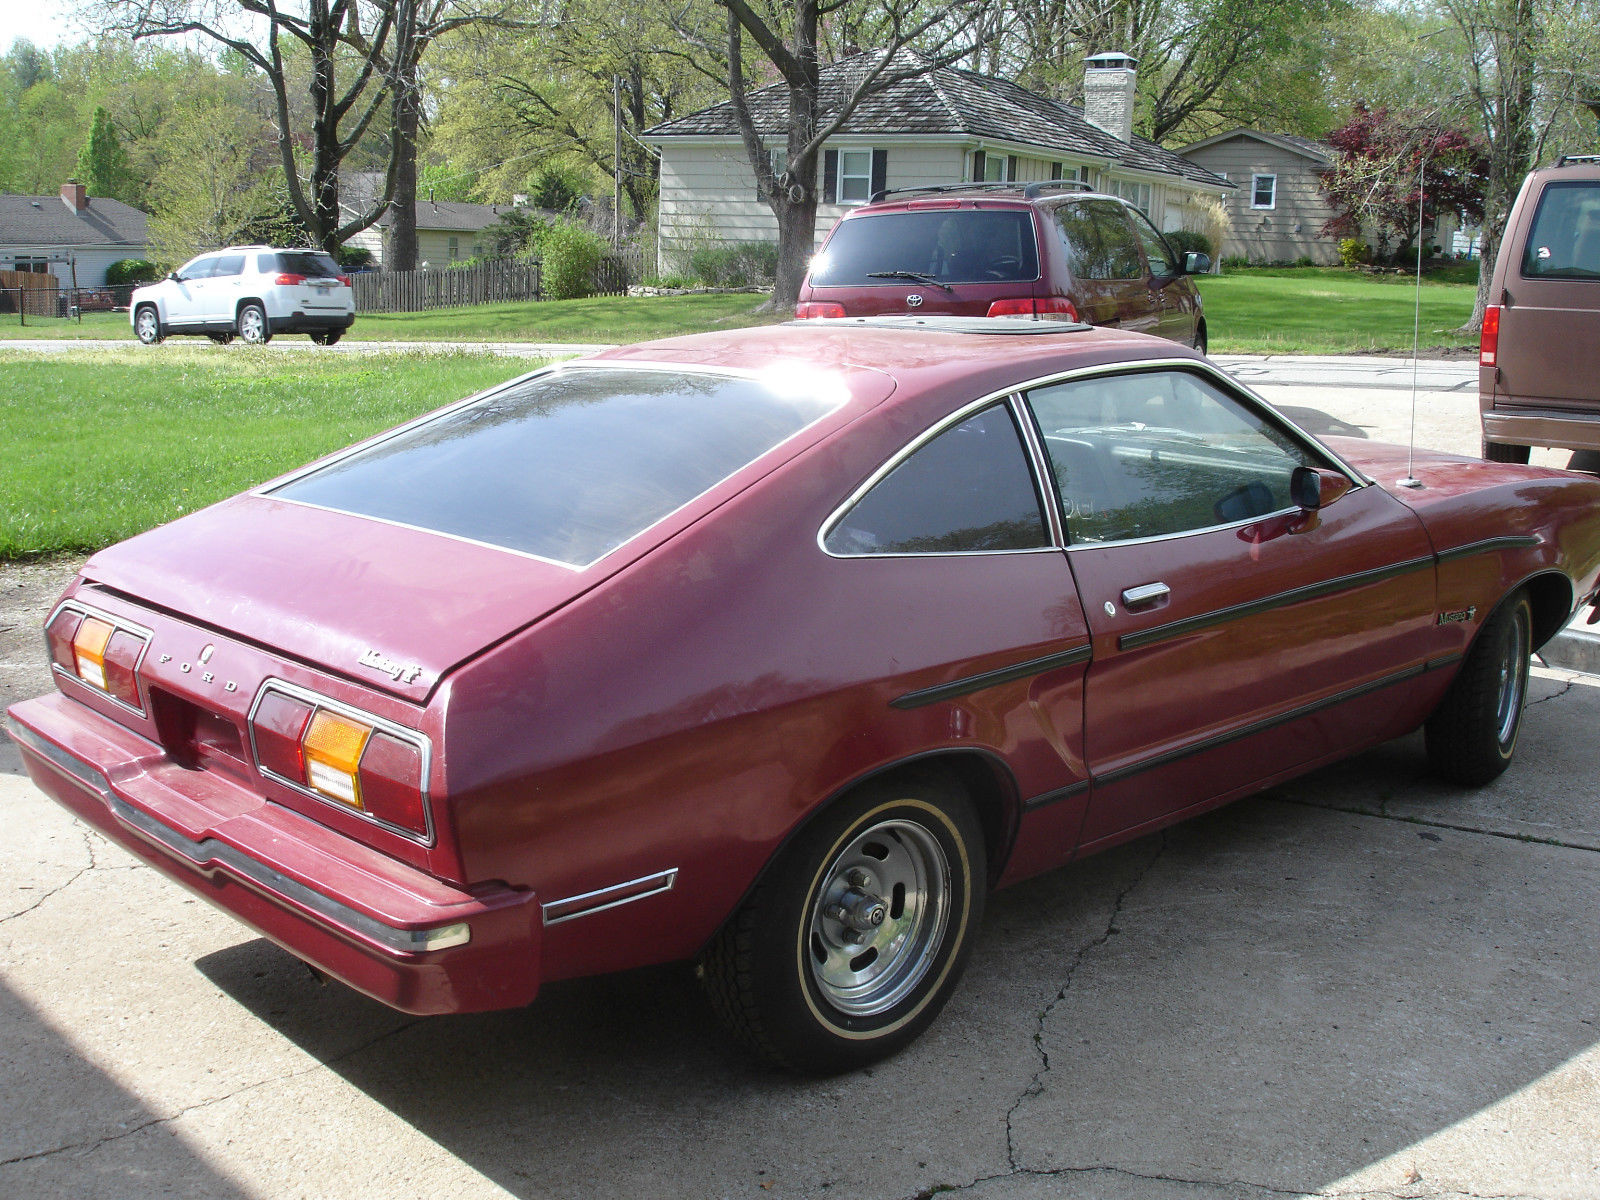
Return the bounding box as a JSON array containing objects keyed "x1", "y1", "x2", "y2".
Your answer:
[
  {"x1": 0, "y1": 271, "x2": 60, "y2": 317},
  {"x1": 352, "y1": 251, "x2": 640, "y2": 315}
]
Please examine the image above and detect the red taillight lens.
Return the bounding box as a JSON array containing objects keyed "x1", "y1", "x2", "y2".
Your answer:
[
  {"x1": 274, "y1": 273, "x2": 308, "y2": 286},
  {"x1": 987, "y1": 297, "x2": 1080, "y2": 321},
  {"x1": 51, "y1": 606, "x2": 149, "y2": 710},
  {"x1": 46, "y1": 609, "x2": 82, "y2": 672},
  {"x1": 359, "y1": 733, "x2": 427, "y2": 836},
  {"x1": 337, "y1": 275, "x2": 351, "y2": 287},
  {"x1": 102, "y1": 629, "x2": 145, "y2": 708},
  {"x1": 1481, "y1": 304, "x2": 1500, "y2": 367},
  {"x1": 253, "y1": 691, "x2": 315, "y2": 782},
  {"x1": 795, "y1": 302, "x2": 846, "y2": 319}
]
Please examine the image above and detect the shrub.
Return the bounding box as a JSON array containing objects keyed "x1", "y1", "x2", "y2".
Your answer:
[
  {"x1": 336, "y1": 246, "x2": 376, "y2": 270},
  {"x1": 1163, "y1": 229, "x2": 1213, "y2": 260},
  {"x1": 685, "y1": 241, "x2": 779, "y2": 287},
  {"x1": 1338, "y1": 238, "x2": 1370, "y2": 267},
  {"x1": 105, "y1": 258, "x2": 161, "y2": 286},
  {"x1": 540, "y1": 218, "x2": 606, "y2": 300}
]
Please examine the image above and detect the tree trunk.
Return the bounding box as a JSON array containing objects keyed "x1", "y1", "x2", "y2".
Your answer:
[
  {"x1": 772, "y1": 191, "x2": 819, "y2": 308},
  {"x1": 385, "y1": 78, "x2": 421, "y2": 271}
]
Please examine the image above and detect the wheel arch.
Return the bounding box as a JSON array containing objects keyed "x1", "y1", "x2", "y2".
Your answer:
[
  {"x1": 1520, "y1": 569, "x2": 1574, "y2": 651},
  {"x1": 235, "y1": 296, "x2": 267, "y2": 319}
]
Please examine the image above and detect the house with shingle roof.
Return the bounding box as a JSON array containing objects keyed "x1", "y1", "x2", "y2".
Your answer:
[
  {"x1": 339, "y1": 177, "x2": 559, "y2": 268},
  {"x1": 643, "y1": 51, "x2": 1230, "y2": 275},
  {"x1": 0, "y1": 182, "x2": 149, "y2": 287},
  {"x1": 1177, "y1": 128, "x2": 1342, "y2": 264}
]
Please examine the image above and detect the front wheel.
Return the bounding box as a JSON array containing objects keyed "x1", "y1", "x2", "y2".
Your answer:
[
  {"x1": 1425, "y1": 593, "x2": 1532, "y2": 786},
  {"x1": 236, "y1": 302, "x2": 271, "y2": 345},
  {"x1": 134, "y1": 306, "x2": 162, "y2": 345},
  {"x1": 1192, "y1": 321, "x2": 1208, "y2": 356},
  {"x1": 699, "y1": 774, "x2": 985, "y2": 1073}
]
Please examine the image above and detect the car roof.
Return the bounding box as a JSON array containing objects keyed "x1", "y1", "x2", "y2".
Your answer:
[
  {"x1": 846, "y1": 183, "x2": 1128, "y2": 215},
  {"x1": 591, "y1": 318, "x2": 1203, "y2": 426}
]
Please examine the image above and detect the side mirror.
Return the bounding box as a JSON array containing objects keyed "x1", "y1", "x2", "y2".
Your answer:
[
  {"x1": 1184, "y1": 251, "x2": 1211, "y2": 275},
  {"x1": 1292, "y1": 465, "x2": 1353, "y2": 511},
  {"x1": 167, "y1": 272, "x2": 180, "y2": 282}
]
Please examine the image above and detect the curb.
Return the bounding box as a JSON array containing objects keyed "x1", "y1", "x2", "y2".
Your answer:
[{"x1": 1540, "y1": 625, "x2": 1600, "y2": 674}]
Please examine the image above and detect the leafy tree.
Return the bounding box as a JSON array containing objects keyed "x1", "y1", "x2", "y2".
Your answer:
[
  {"x1": 76, "y1": 105, "x2": 138, "y2": 201},
  {"x1": 1319, "y1": 104, "x2": 1489, "y2": 260}
]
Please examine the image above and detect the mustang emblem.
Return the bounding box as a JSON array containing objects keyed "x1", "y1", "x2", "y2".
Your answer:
[
  {"x1": 359, "y1": 648, "x2": 425, "y2": 684},
  {"x1": 1437, "y1": 607, "x2": 1478, "y2": 625}
]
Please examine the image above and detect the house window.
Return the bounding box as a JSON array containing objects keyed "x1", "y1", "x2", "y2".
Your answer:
[
  {"x1": 448, "y1": 236, "x2": 460, "y2": 260},
  {"x1": 1107, "y1": 179, "x2": 1152, "y2": 214},
  {"x1": 13, "y1": 257, "x2": 50, "y2": 273},
  {"x1": 838, "y1": 149, "x2": 873, "y2": 203},
  {"x1": 770, "y1": 147, "x2": 788, "y2": 179},
  {"x1": 1252, "y1": 174, "x2": 1276, "y2": 209}
]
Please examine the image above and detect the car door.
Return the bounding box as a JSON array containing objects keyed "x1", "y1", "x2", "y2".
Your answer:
[
  {"x1": 165, "y1": 255, "x2": 214, "y2": 328},
  {"x1": 1022, "y1": 366, "x2": 1441, "y2": 852},
  {"x1": 1054, "y1": 200, "x2": 1160, "y2": 333},
  {"x1": 1128, "y1": 209, "x2": 1198, "y2": 345},
  {"x1": 203, "y1": 253, "x2": 247, "y2": 324}
]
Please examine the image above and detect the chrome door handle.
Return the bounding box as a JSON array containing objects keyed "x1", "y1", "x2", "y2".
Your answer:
[{"x1": 1120, "y1": 582, "x2": 1170, "y2": 609}]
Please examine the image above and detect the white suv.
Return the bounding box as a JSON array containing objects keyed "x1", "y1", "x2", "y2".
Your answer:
[{"x1": 131, "y1": 246, "x2": 356, "y2": 346}]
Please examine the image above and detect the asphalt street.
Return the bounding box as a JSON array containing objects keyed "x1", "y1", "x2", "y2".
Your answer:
[{"x1": 2, "y1": 354, "x2": 1597, "y2": 1200}]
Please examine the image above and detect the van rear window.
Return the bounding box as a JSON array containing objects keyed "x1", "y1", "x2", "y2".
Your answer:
[
  {"x1": 1522, "y1": 181, "x2": 1600, "y2": 279},
  {"x1": 809, "y1": 210, "x2": 1040, "y2": 286},
  {"x1": 269, "y1": 367, "x2": 841, "y2": 567}
]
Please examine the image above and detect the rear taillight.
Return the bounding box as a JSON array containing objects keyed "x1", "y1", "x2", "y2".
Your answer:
[
  {"x1": 1481, "y1": 304, "x2": 1500, "y2": 367},
  {"x1": 249, "y1": 683, "x2": 431, "y2": 840},
  {"x1": 47, "y1": 604, "x2": 149, "y2": 712},
  {"x1": 986, "y1": 297, "x2": 1080, "y2": 321},
  {"x1": 274, "y1": 273, "x2": 308, "y2": 286},
  {"x1": 795, "y1": 302, "x2": 846, "y2": 319},
  {"x1": 337, "y1": 275, "x2": 351, "y2": 287}
]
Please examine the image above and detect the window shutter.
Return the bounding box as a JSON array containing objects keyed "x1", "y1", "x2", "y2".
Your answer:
[
  {"x1": 1051, "y1": 162, "x2": 1063, "y2": 181},
  {"x1": 972, "y1": 150, "x2": 986, "y2": 182},
  {"x1": 1007, "y1": 155, "x2": 1018, "y2": 182},
  {"x1": 824, "y1": 150, "x2": 838, "y2": 203},
  {"x1": 870, "y1": 149, "x2": 888, "y2": 199}
]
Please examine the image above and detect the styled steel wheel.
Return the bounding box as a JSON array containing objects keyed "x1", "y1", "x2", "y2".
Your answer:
[
  {"x1": 237, "y1": 303, "x2": 271, "y2": 345},
  {"x1": 134, "y1": 306, "x2": 162, "y2": 345},
  {"x1": 1426, "y1": 592, "x2": 1533, "y2": 785},
  {"x1": 699, "y1": 774, "x2": 984, "y2": 1073}
]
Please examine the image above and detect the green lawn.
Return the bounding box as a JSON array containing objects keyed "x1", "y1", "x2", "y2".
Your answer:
[
  {"x1": 0, "y1": 269, "x2": 1479, "y2": 354},
  {"x1": 0, "y1": 348, "x2": 534, "y2": 559},
  {"x1": 1195, "y1": 266, "x2": 1478, "y2": 354},
  {"x1": 0, "y1": 292, "x2": 779, "y2": 343}
]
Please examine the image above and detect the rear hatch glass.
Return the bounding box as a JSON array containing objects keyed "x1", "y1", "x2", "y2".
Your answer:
[
  {"x1": 1521, "y1": 181, "x2": 1600, "y2": 279},
  {"x1": 268, "y1": 366, "x2": 842, "y2": 567},
  {"x1": 268, "y1": 251, "x2": 343, "y2": 279},
  {"x1": 810, "y1": 210, "x2": 1040, "y2": 286}
]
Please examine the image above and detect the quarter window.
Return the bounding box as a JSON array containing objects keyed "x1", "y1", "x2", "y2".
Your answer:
[
  {"x1": 825, "y1": 404, "x2": 1048, "y2": 556},
  {"x1": 1252, "y1": 174, "x2": 1277, "y2": 209},
  {"x1": 1026, "y1": 370, "x2": 1316, "y2": 544},
  {"x1": 1520, "y1": 181, "x2": 1600, "y2": 279}
]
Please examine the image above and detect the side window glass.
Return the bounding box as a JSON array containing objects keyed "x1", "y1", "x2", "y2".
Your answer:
[
  {"x1": 1055, "y1": 204, "x2": 1110, "y2": 280},
  {"x1": 212, "y1": 255, "x2": 245, "y2": 278},
  {"x1": 179, "y1": 258, "x2": 214, "y2": 281},
  {"x1": 1026, "y1": 370, "x2": 1317, "y2": 544},
  {"x1": 1130, "y1": 210, "x2": 1178, "y2": 276},
  {"x1": 1085, "y1": 202, "x2": 1144, "y2": 279},
  {"x1": 1521, "y1": 181, "x2": 1600, "y2": 279},
  {"x1": 826, "y1": 404, "x2": 1048, "y2": 556}
]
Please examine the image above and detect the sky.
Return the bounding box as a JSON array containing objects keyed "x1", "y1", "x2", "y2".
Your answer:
[{"x1": 2, "y1": 1, "x2": 79, "y2": 55}]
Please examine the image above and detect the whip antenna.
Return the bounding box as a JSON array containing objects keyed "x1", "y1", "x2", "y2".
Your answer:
[{"x1": 1398, "y1": 149, "x2": 1427, "y2": 489}]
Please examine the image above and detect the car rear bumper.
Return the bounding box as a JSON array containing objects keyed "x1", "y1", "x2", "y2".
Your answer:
[
  {"x1": 6, "y1": 695, "x2": 541, "y2": 1015},
  {"x1": 1482, "y1": 402, "x2": 1600, "y2": 454},
  {"x1": 270, "y1": 310, "x2": 356, "y2": 334}
]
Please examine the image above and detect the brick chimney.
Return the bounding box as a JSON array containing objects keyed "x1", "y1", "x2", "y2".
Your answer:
[
  {"x1": 1083, "y1": 52, "x2": 1137, "y2": 143},
  {"x1": 61, "y1": 180, "x2": 88, "y2": 213}
]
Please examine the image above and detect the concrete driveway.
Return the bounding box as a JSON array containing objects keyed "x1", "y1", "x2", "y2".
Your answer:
[{"x1": 3, "y1": 359, "x2": 1597, "y2": 1200}]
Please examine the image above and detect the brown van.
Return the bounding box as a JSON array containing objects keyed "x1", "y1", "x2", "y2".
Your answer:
[{"x1": 1480, "y1": 156, "x2": 1600, "y2": 467}]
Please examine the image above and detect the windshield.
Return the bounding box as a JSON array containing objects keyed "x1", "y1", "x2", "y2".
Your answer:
[
  {"x1": 269, "y1": 367, "x2": 843, "y2": 567},
  {"x1": 809, "y1": 210, "x2": 1040, "y2": 286}
]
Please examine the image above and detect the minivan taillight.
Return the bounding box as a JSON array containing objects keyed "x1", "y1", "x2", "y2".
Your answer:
[
  {"x1": 795, "y1": 302, "x2": 846, "y2": 319},
  {"x1": 274, "y1": 273, "x2": 308, "y2": 286},
  {"x1": 1481, "y1": 305, "x2": 1500, "y2": 367},
  {"x1": 987, "y1": 297, "x2": 1080, "y2": 321}
]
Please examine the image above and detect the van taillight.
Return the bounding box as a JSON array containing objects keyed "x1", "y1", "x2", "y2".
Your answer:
[
  {"x1": 795, "y1": 302, "x2": 846, "y2": 319},
  {"x1": 1481, "y1": 305, "x2": 1500, "y2": 367},
  {"x1": 274, "y1": 273, "x2": 308, "y2": 285},
  {"x1": 249, "y1": 684, "x2": 431, "y2": 840},
  {"x1": 987, "y1": 297, "x2": 1080, "y2": 321}
]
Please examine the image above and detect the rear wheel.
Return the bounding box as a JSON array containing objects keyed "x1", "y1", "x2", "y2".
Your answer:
[
  {"x1": 699, "y1": 774, "x2": 985, "y2": 1073},
  {"x1": 1425, "y1": 593, "x2": 1532, "y2": 786},
  {"x1": 134, "y1": 306, "x2": 162, "y2": 345},
  {"x1": 1193, "y1": 321, "x2": 1208, "y2": 356},
  {"x1": 237, "y1": 302, "x2": 271, "y2": 345},
  {"x1": 1483, "y1": 441, "x2": 1530, "y2": 464},
  {"x1": 309, "y1": 330, "x2": 342, "y2": 346}
]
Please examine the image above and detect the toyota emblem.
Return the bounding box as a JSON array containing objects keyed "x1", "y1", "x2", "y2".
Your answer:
[{"x1": 906, "y1": 293, "x2": 923, "y2": 308}]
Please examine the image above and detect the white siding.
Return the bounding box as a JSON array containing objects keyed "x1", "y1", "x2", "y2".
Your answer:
[
  {"x1": 0, "y1": 245, "x2": 140, "y2": 287},
  {"x1": 1182, "y1": 136, "x2": 1340, "y2": 264}
]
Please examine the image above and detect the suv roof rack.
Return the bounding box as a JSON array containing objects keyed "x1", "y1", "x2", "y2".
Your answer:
[
  {"x1": 1556, "y1": 155, "x2": 1600, "y2": 167},
  {"x1": 868, "y1": 180, "x2": 1095, "y2": 203}
]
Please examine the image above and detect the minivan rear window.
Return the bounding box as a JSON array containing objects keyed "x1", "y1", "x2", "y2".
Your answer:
[
  {"x1": 1521, "y1": 181, "x2": 1600, "y2": 279},
  {"x1": 809, "y1": 210, "x2": 1040, "y2": 285},
  {"x1": 267, "y1": 251, "x2": 343, "y2": 278},
  {"x1": 269, "y1": 367, "x2": 842, "y2": 567}
]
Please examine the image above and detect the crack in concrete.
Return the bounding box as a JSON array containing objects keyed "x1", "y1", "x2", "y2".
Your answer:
[
  {"x1": 1526, "y1": 676, "x2": 1574, "y2": 707},
  {"x1": 0, "y1": 829, "x2": 98, "y2": 924},
  {"x1": 999, "y1": 834, "x2": 1168, "y2": 1176},
  {"x1": 0, "y1": 1016, "x2": 427, "y2": 1169},
  {"x1": 1273, "y1": 794, "x2": 1599, "y2": 854}
]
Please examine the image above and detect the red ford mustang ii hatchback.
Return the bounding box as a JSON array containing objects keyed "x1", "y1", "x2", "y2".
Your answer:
[{"x1": 9, "y1": 319, "x2": 1600, "y2": 1072}]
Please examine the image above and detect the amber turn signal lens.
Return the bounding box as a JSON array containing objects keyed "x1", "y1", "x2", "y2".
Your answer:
[
  {"x1": 71, "y1": 616, "x2": 115, "y2": 691},
  {"x1": 303, "y1": 710, "x2": 372, "y2": 808}
]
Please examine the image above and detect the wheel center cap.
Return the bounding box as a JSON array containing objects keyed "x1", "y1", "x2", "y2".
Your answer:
[{"x1": 833, "y1": 888, "x2": 887, "y2": 933}]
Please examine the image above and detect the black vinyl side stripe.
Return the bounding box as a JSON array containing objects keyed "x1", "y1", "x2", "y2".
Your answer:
[
  {"x1": 1118, "y1": 556, "x2": 1436, "y2": 651},
  {"x1": 1435, "y1": 535, "x2": 1541, "y2": 563},
  {"x1": 890, "y1": 643, "x2": 1093, "y2": 710},
  {"x1": 1022, "y1": 780, "x2": 1089, "y2": 812},
  {"x1": 1092, "y1": 654, "x2": 1463, "y2": 788}
]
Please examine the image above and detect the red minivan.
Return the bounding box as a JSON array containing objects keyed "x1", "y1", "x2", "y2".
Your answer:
[{"x1": 796, "y1": 182, "x2": 1211, "y2": 351}]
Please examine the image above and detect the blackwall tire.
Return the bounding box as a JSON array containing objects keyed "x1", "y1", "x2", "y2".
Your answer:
[
  {"x1": 1425, "y1": 593, "x2": 1533, "y2": 786},
  {"x1": 699, "y1": 773, "x2": 985, "y2": 1074},
  {"x1": 134, "y1": 306, "x2": 163, "y2": 345},
  {"x1": 237, "y1": 303, "x2": 271, "y2": 345}
]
